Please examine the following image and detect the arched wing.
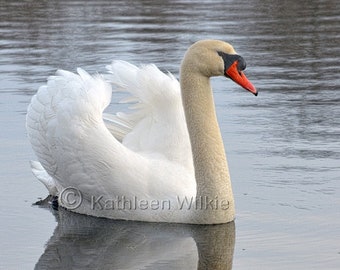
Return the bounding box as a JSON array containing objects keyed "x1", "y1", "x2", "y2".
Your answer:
[
  {"x1": 105, "y1": 61, "x2": 192, "y2": 166},
  {"x1": 26, "y1": 69, "x2": 119, "y2": 194},
  {"x1": 26, "y1": 64, "x2": 194, "y2": 198}
]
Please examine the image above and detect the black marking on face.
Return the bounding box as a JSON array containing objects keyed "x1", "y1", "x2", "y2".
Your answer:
[{"x1": 217, "y1": 51, "x2": 247, "y2": 73}]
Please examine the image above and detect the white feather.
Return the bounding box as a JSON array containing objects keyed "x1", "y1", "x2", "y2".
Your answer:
[
  {"x1": 30, "y1": 160, "x2": 58, "y2": 196},
  {"x1": 26, "y1": 64, "x2": 195, "y2": 223}
]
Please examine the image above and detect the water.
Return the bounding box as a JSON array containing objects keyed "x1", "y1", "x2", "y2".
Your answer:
[{"x1": 1, "y1": 0, "x2": 339, "y2": 269}]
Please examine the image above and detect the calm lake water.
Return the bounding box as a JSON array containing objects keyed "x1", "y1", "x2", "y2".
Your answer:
[{"x1": 1, "y1": 0, "x2": 339, "y2": 269}]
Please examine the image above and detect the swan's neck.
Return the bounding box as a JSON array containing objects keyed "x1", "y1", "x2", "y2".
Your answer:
[{"x1": 180, "y1": 70, "x2": 235, "y2": 223}]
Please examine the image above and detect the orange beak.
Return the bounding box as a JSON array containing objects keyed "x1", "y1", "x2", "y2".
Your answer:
[{"x1": 226, "y1": 60, "x2": 258, "y2": 96}]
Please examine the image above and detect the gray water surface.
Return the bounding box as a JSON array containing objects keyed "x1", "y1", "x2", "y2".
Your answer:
[{"x1": 0, "y1": 0, "x2": 339, "y2": 269}]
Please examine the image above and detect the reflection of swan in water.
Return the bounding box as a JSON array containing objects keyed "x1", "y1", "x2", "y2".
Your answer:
[{"x1": 34, "y1": 207, "x2": 235, "y2": 270}]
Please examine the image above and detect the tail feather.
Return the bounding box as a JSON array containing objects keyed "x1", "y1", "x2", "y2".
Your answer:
[{"x1": 30, "y1": 161, "x2": 58, "y2": 196}]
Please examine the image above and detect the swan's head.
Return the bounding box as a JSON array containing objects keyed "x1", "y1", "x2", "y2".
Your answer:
[{"x1": 181, "y1": 40, "x2": 257, "y2": 96}]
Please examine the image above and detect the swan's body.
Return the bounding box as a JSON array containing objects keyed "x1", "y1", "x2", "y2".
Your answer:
[{"x1": 27, "y1": 40, "x2": 256, "y2": 224}]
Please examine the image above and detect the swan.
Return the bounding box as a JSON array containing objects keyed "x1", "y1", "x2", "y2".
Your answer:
[{"x1": 26, "y1": 40, "x2": 257, "y2": 224}]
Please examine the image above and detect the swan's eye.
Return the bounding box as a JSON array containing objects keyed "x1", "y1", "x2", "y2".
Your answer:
[{"x1": 237, "y1": 57, "x2": 247, "y2": 71}]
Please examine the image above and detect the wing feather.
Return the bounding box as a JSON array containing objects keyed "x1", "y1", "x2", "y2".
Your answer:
[
  {"x1": 27, "y1": 62, "x2": 194, "y2": 201},
  {"x1": 106, "y1": 61, "x2": 192, "y2": 165}
]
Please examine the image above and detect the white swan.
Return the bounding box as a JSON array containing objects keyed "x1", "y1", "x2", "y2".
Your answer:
[{"x1": 26, "y1": 40, "x2": 257, "y2": 224}]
